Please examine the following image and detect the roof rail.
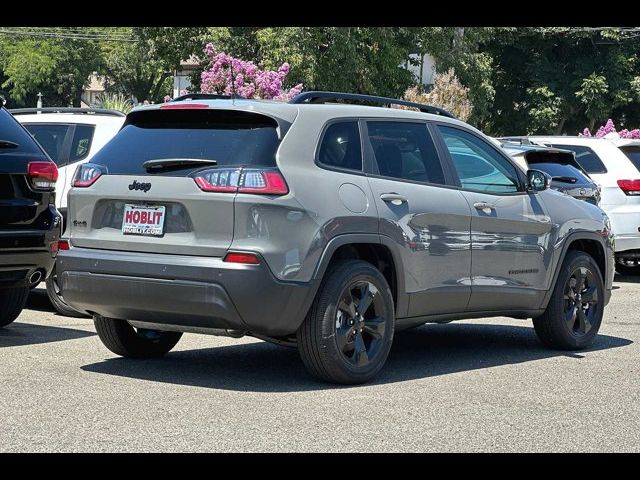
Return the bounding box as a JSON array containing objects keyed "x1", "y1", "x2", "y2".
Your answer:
[
  {"x1": 289, "y1": 91, "x2": 456, "y2": 119},
  {"x1": 171, "y1": 93, "x2": 246, "y2": 102},
  {"x1": 8, "y1": 107, "x2": 126, "y2": 117}
]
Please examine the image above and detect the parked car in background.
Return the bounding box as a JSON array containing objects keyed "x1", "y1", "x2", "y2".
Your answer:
[
  {"x1": 56, "y1": 92, "x2": 613, "y2": 384},
  {"x1": 499, "y1": 139, "x2": 601, "y2": 205},
  {"x1": 511, "y1": 136, "x2": 640, "y2": 276},
  {"x1": 11, "y1": 107, "x2": 125, "y2": 316},
  {"x1": 0, "y1": 106, "x2": 62, "y2": 327}
]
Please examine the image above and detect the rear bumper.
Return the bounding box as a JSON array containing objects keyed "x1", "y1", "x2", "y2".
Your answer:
[
  {"x1": 0, "y1": 216, "x2": 62, "y2": 288},
  {"x1": 56, "y1": 247, "x2": 316, "y2": 336}
]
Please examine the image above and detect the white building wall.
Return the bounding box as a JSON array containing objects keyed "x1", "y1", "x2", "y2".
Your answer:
[
  {"x1": 173, "y1": 72, "x2": 192, "y2": 98},
  {"x1": 406, "y1": 53, "x2": 436, "y2": 86}
]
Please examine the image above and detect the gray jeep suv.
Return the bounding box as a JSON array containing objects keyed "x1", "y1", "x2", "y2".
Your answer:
[{"x1": 56, "y1": 92, "x2": 614, "y2": 384}]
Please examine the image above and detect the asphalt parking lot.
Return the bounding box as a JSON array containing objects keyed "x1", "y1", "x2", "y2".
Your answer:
[{"x1": 1, "y1": 276, "x2": 639, "y2": 452}]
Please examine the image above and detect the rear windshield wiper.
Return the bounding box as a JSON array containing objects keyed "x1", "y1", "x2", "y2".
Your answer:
[
  {"x1": 0, "y1": 140, "x2": 19, "y2": 149},
  {"x1": 142, "y1": 158, "x2": 218, "y2": 172}
]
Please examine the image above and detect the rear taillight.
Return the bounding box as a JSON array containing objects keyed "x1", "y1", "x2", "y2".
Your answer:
[
  {"x1": 57, "y1": 240, "x2": 70, "y2": 251},
  {"x1": 223, "y1": 252, "x2": 261, "y2": 264},
  {"x1": 72, "y1": 163, "x2": 107, "y2": 187},
  {"x1": 617, "y1": 179, "x2": 640, "y2": 196},
  {"x1": 192, "y1": 167, "x2": 289, "y2": 195},
  {"x1": 27, "y1": 161, "x2": 58, "y2": 190}
]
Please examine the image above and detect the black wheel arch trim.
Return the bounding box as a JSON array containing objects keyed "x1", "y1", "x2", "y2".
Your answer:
[
  {"x1": 541, "y1": 230, "x2": 611, "y2": 310},
  {"x1": 311, "y1": 233, "x2": 408, "y2": 318}
]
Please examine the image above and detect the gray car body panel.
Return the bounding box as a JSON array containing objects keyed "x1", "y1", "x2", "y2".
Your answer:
[{"x1": 57, "y1": 98, "x2": 614, "y2": 337}]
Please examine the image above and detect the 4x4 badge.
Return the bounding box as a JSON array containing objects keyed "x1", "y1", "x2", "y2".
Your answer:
[{"x1": 129, "y1": 180, "x2": 151, "y2": 192}]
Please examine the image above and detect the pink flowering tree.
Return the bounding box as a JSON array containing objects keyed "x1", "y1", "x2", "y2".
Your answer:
[
  {"x1": 581, "y1": 119, "x2": 640, "y2": 139},
  {"x1": 200, "y1": 43, "x2": 303, "y2": 101}
]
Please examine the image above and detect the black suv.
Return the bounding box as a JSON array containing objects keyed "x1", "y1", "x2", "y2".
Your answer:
[{"x1": 0, "y1": 106, "x2": 62, "y2": 327}]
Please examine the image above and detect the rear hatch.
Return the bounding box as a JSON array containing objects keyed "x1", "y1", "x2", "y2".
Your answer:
[
  {"x1": 67, "y1": 106, "x2": 287, "y2": 257},
  {"x1": 0, "y1": 108, "x2": 56, "y2": 231}
]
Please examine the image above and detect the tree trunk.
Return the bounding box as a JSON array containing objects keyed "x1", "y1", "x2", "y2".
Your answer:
[{"x1": 554, "y1": 117, "x2": 566, "y2": 135}]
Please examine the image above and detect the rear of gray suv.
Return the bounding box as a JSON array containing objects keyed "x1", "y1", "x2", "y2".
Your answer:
[{"x1": 57, "y1": 95, "x2": 614, "y2": 384}]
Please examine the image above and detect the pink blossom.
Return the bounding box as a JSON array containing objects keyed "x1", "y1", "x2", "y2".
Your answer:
[{"x1": 199, "y1": 44, "x2": 303, "y2": 101}]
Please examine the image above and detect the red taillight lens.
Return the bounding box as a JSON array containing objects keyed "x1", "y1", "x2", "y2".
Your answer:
[
  {"x1": 27, "y1": 161, "x2": 58, "y2": 190},
  {"x1": 192, "y1": 168, "x2": 289, "y2": 195},
  {"x1": 72, "y1": 163, "x2": 106, "y2": 187},
  {"x1": 617, "y1": 179, "x2": 640, "y2": 196},
  {"x1": 57, "y1": 240, "x2": 70, "y2": 251},
  {"x1": 223, "y1": 252, "x2": 261, "y2": 264}
]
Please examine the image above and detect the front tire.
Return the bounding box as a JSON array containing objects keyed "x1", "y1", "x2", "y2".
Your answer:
[
  {"x1": 0, "y1": 287, "x2": 29, "y2": 327},
  {"x1": 297, "y1": 259, "x2": 395, "y2": 384},
  {"x1": 533, "y1": 251, "x2": 604, "y2": 350},
  {"x1": 94, "y1": 315, "x2": 182, "y2": 358},
  {"x1": 46, "y1": 265, "x2": 88, "y2": 318}
]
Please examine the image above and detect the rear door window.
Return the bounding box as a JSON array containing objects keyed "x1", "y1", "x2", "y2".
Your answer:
[
  {"x1": 69, "y1": 125, "x2": 95, "y2": 162},
  {"x1": 90, "y1": 109, "x2": 282, "y2": 175},
  {"x1": 366, "y1": 121, "x2": 446, "y2": 185},
  {"x1": 23, "y1": 124, "x2": 72, "y2": 166},
  {"x1": 317, "y1": 121, "x2": 362, "y2": 171},
  {"x1": 550, "y1": 144, "x2": 607, "y2": 174},
  {"x1": 619, "y1": 146, "x2": 640, "y2": 173}
]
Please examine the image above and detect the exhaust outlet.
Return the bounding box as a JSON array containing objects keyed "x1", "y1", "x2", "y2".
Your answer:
[{"x1": 28, "y1": 270, "x2": 43, "y2": 286}]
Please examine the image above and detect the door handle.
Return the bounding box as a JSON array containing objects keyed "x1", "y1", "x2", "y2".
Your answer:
[
  {"x1": 380, "y1": 193, "x2": 407, "y2": 204},
  {"x1": 473, "y1": 201, "x2": 495, "y2": 211}
]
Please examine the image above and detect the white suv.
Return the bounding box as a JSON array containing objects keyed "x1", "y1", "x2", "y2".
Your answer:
[
  {"x1": 11, "y1": 107, "x2": 125, "y2": 315},
  {"x1": 525, "y1": 136, "x2": 640, "y2": 275}
]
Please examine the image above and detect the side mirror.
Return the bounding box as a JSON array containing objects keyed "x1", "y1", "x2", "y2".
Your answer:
[{"x1": 527, "y1": 169, "x2": 551, "y2": 192}]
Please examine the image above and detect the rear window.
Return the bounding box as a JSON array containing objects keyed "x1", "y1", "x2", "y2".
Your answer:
[
  {"x1": 23, "y1": 124, "x2": 71, "y2": 166},
  {"x1": 550, "y1": 144, "x2": 607, "y2": 174},
  {"x1": 531, "y1": 163, "x2": 589, "y2": 181},
  {"x1": 619, "y1": 146, "x2": 640, "y2": 173},
  {"x1": 0, "y1": 109, "x2": 42, "y2": 155},
  {"x1": 90, "y1": 109, "x2": 281, "y2": 175}
]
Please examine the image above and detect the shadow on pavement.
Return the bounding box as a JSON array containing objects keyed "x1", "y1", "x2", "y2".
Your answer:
[
  {"x1": 81, "y1": 322, "x2": 632, "y2": 393},
  {"x1": 0, "y1": 322, "x2": 95, "y2": 348}
]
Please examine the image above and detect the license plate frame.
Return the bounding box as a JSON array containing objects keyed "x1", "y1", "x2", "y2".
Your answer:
[{"x1": 121, "y1": 204, "x2": 166, "y2": 237}]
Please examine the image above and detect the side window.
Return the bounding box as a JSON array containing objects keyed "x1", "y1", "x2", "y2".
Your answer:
[
  {"x1": 23, "y1": 124, "x2": 72, "y2": 166},
  {"x1": 366, "y1": 121, "x2": 446, "y2": 185},
  {"x1": 69, "y1": 125, "x2": 95, "y2": 162},
  {"x1": 317, "y1": 121, "x2": 362, "y2": 171},
  {"x1": 438, "y1": 126, "x2": 521, "y2": 194},
  {"x1": 550, "y1": 144, "x2": 607, "y2": 174}
]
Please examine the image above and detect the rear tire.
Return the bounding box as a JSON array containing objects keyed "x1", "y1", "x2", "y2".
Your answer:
[
  {"x1": 46, "y1": 265, "x2": 88, "y2": 318},
  {"x1": 533, "y1": 251, "x2": 604, "y2": 350},
  {"x1": 297, "y1": 259, "x2": 395, "y2": 384},
  {"x1": 0, "y1": 287, "x2": 29, "y2": 327},
  {"x1": 94, "y1": 315, "x2": 182, "y2": 358}
]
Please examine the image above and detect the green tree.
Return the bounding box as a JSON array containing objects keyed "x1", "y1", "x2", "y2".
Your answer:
[
  {"x1": 482, "y1": 27, "x2": 640, "y2": 135},
  {"x1": 100, "y1": 27, "x2": 209, "y2": 102},
  {"x1": 0, "y1": 27, "x2": 102, "y2": 107},
  {"x1": 202, "y1": 27, "x2": 417, "y2": 98}
]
